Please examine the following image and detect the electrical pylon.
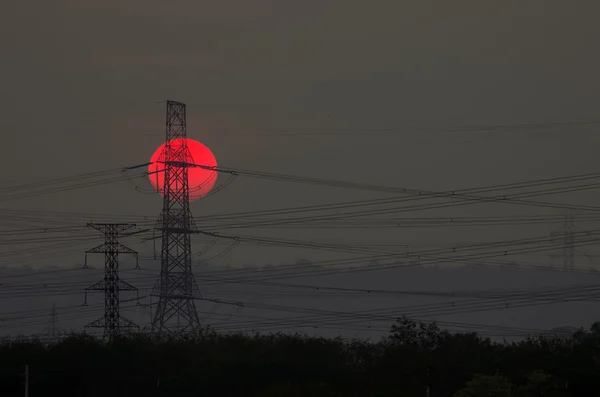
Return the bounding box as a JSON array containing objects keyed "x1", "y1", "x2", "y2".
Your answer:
[
  {"x1": 50, "y1": 304, "x2": 56, "y2": 339},
  {"x1": 151, "y1": 100, "x2": 202, "y2": 335},
  {"x1": 550, "y1": 213, "x2": 600, "y2": 271},
  {"x1": 551, "y1": 214, "x2": 575, "y2": 271},
  {"x1": 83, "y1": 223, "x2": 140, "y2": 340}
]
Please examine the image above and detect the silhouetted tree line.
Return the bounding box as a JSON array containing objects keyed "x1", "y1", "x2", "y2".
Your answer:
[{"x1": 1, "y1": 317, "x2": 599, "y2": 396}]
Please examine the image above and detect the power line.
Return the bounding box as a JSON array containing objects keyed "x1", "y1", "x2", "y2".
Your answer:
[
  {"x1": 1, "y1": 168, "x2": 599, "y2": 232},
  {"x1": 182, "y1": 164, "x2": 600, "y2": 215},
  {"x1": 227, "y1": 120, "x2": 600, "y2": 136},
  {"x1": 0, "y1": 168, "x2": 148, "y2": 203}
]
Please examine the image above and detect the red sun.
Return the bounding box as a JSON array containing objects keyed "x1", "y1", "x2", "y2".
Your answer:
[{"x1": 148, "y1": 138, "x2": 218, "y2": 202}]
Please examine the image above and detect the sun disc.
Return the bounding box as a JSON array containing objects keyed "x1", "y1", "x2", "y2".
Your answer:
[{"x1": 148, "y1": 138, "x2": 218, "y2": 202}]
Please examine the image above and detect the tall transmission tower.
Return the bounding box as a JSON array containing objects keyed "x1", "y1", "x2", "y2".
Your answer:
[
  {"x1": 151, "y1": 100, "x2": 202, "y2": 335},
  {"x1": 83, "y1": 223, "x2": 140, "y2": 340}
]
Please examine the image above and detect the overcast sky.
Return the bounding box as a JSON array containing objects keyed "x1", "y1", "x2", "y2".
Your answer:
[{"x1": 1, "y1": 1, "x2": 600, "y2": 338}]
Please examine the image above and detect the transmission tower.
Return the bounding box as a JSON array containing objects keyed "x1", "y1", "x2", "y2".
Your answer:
[
  {"x1": 50, "y1": 304, "x2": 56, "y2": 339},
  {"x1": 33, "y1": 303, "x2": 62, "y2": 341},
  {"x1": 83, "y1": 223, "x2": 140, "y2": 340},
  {"x1": 151, "y1": 100, "x2": 202, "y2": 335},
  {"x1": 551, "y1": 214, "x2": 575, "y2": 271},
  {"x1": 550, "y1": 214, "x2": 600, "y2": 271}
]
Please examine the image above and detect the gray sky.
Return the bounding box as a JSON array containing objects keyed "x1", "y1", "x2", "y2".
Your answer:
[{"x1": 1, "y1": 0, "x2": 600, "y2": 338}]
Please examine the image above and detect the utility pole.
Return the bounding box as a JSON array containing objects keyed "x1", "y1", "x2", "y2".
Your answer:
[
  {"x1": 24, "y1": 365, "x2": 28, "y2": 397},
  {"x1": 424, "y1": 367, "x2": 430, "y2": 397},
  {"x1": 151, "y1": 100, "x2": 202, "y2": 335},
  {"x1": 83, "y1": 223, "x2": 140, "y2": 340}
]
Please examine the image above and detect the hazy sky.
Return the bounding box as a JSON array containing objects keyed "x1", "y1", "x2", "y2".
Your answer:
[{"x1": 1, "y1": 1, "x2": 600, "y2": 337}]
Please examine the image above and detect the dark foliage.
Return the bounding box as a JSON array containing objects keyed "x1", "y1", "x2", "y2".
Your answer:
[{"x1": 0, "y1": 318, "x2": 598, "y2": 397}]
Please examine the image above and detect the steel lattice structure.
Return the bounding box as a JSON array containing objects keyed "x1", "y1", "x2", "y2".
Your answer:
[
  {"x1": 84, "y1": 223, "x2": 139, "y2": 340},
  {"x1": 549, "y1": 214, "x2": 600, "y2": 271},
  {"x1": 151, "y1": 100, "x2": 202, "y2": 335},
  {"x1": 550, "y1": 214, "x2": 576, "y2": 271}
]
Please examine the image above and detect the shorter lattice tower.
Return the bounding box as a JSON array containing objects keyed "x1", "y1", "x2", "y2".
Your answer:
[
  {"x1": 561, "y1": 213, "x2": 575, "y2": 272},
  {"x1": 550, "y1": 214, "x2": 600, "y2": 271},
  {"x1": 83, "y1": 223, "x2": 140, "y2": 340}
]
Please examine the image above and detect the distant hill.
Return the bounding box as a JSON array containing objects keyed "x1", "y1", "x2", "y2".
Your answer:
[{"x1": 549, "y1": 326, "x2": 579, "y2": 337}]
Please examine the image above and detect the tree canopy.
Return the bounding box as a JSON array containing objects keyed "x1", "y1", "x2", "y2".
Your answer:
[{"x1": 0, "y1": 318, "x2": 598, "y2": 396}]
